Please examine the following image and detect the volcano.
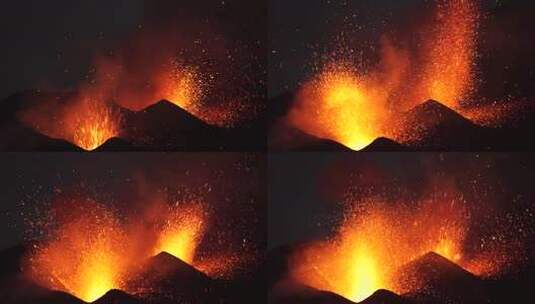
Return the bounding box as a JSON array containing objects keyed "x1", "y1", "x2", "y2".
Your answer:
[
  {"x1": 0, "y1": 91, "x2": 263, "y2": 151},
  {"x1": 0, "y1": 244, "x2": 238, "y2": 304},
  {"x1": 267, "y1": 242, "x2": 535, "y2": 304},
  {"x1": 269, "y1": 88, "x2": 535, "y2": 151}
]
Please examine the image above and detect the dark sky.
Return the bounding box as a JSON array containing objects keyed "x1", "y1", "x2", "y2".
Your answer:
[
  {"x1": 0, "y1": 0, "x2": 266, "y2": 100},
  {"x1": 268, "y1": 153, "x2": 535, "y2": 250},
  {"x1": 0, "y1": 153, "x2": 266, "y2": 252},
  {"x1": 0, "y1": 0, "x2": 144, "y2": 99},
  {"x1": 268, "y1": 0, "x2": 529, "y2": 98}
]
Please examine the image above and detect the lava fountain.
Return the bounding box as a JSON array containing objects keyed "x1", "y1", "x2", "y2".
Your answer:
[
  {"x1": 25, "y1": 201, "x2": 129, "y2": 302},
  {"x1": 289, "y1": 197, "x2": 470, "y2": 302},
  {"x1": 288, "y1": 0, "x2": 480, "y2": 150},
  {"x1": 66, "y1": 97, "x2": 121, "y2": 151},
  {"x1": 289, "y1": 64, "x2": 392, "y2": 150}
]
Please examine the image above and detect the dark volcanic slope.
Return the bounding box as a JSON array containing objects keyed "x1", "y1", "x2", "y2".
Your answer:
[
  {"x1": 360, "y1": 137, "x2": 410, "y2": 152},
  {"x1": 398, "y1": 100, "x2": 494, "y2": 151},
  {"x1": 0, "y1": 277, "x2": 85, "y2": 304},
  {"x1": 269, "y1": 281, "x2": 356, "y2": 304},
  {"x1": 0, "y1": 123, "x2": 81, "y2": 152},
  {"x1": 121, "y1": 100, "x2": 225, "y2": 151},
  {"x1": 125, "y1": 252, "x2": 223, "y2": 304},
  {"x1": 93, "y1": 137, "x2": 139, "y2": 152},
  {"x1": 93, "y1": 289, "x2": 143, "y2": 304},
  {"x1": 269, "y1": 122, "x2": 352, "y2": 151},
  {"x1": 395, "y1": 252, "x2": 489, "y2": 304},
  {"x1": 359, "y1": 289, "x2": 412, "y2": 304}
]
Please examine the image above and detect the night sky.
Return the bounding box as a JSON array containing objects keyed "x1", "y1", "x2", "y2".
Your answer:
[
  {"x1": 0, "y1": 0, "x2": 266, "y2": 100},
  {"x1": 0, "y1": 153, "x2": 266, "y2": 252},
  {"x1": 268, "y1": 0, "x2": 533, "y2": 99},
  {"x1": 268, "y1": 153, "x2": 535, "y2": 250},
  {"x1": 0, "y1": 0, "x2": 144, "y2": 99}
]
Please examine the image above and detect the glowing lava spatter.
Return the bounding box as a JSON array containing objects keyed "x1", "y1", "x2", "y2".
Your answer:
[
  {"x1": 416, "y1": 0, "x2": 479, "y2": 109},
  {"x1": 27, "y1": 202, "x2": 128, "y2": 302}
]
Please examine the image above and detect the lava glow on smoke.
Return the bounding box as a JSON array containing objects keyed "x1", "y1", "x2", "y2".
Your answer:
[
  {"x1": 289, "y1": 0, "x2": 481, "y2": 150},
  {"x1": 23, "y1": 198, "x2": 233, "y2": 302},
  {"x1": 288, "y1": 194, "x2": 506, "y2": 302}
]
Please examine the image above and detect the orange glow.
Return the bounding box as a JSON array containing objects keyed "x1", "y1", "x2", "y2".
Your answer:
[
  {"x1": 289, "y1": 0, "x2": 480, "y2": 149},
  {"x1": 153, "y1": 204, "x2": 207, "y2": 264},
  {"x1": 26, "y1": 202, "x2": 128, "y2": 302},
  {"x1": 289, "y1": 198, "x2": 469, "y2": 302},
  {"x1": 18, "y1": 93, "x2": 121, "y2": 151},
  {"x1": 155, "y1": 61, "x2": 204, "y2": 112},
  {"x1": 67, "y1": 97, "x2": 121, "y2": 151},
  {"x1": 289, "y1": 65, "x2": 391, "y2": 150},
  {"x1": 24, "y1": 196, "x2": 245, "y2": 301},
  {"x1": 415, "y1": 0, "x2": 479, "y2": 109}
]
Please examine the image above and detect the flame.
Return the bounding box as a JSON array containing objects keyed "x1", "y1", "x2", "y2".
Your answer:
[
  {"x1": 153, "y1": 204, "x2": 207, "y2": 264},
  {"x1": 289, "y1": 0, "x2": 480, "y2": 150},
  {"x1": 289, "y1": 198, "x2": 469, "y2": 302},
  {"x1": 26, "y1": 202, "x2": 128, "y2": 302}
]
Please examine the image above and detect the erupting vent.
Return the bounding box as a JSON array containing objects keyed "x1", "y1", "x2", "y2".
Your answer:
[
  {"x1": 23, "y1": 198, "x2": 236, "y2": 302},
  {"x1": 289, "y1": 196, "x2": 509, "y2": 302}
]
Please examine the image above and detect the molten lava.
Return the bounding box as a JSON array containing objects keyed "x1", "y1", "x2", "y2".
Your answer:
[
  {"x1": 26, "y1": 202, "x2": 129, "y2": 302},
  {"x1": 66, "y1": 97, "x2": 121, "y2": 151},
  {"x1": 289, "y1": 0, "x2": 481, "y2": 150},
  {"x1": 18, "y1": 93, "x2": 121, "y2": 151},
  {"x1": 153, "y1": 204, "x2": 207, "y2": 264},
  {"x1": 289, "y1": 198, "x2": 469, "y2": 302}
]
